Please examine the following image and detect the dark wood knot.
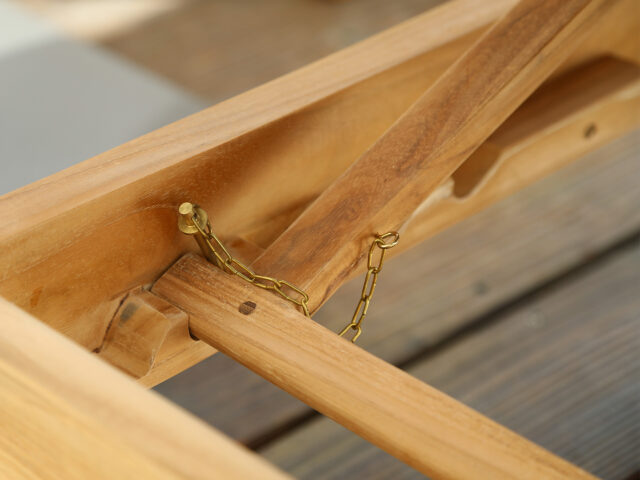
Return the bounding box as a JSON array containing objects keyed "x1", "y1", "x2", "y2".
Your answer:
[{"x1": 239, "y1": 301, "x2": 257, "y2": 315}]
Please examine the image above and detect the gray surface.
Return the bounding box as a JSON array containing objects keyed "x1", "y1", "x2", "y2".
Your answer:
[{"x1": 0, "y1": 1, "x2": 205, "y2": 194}]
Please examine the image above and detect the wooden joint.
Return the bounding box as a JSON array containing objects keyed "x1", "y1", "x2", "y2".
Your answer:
[
  {"x1": 97, "y1": 289, "x2": 215, "y2": 387},
  {"x1": 152, "y1": 252, "x2": 596, "y2": 479}
]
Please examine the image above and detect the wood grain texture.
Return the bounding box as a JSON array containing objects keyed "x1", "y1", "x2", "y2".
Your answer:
[
  {"x1": 449, "y1": 57, "x2": 640, "y2": 199},
  {"x1": 393, "y1": 56, "x2": 640, "y2": 255},
  {"x1": 0, "y1": 297, "x2": 290, "y2": 480},
  {"x1": 0, "y1": 0, "x2": 515, "y2": 354},
  {"x1": 251, "y1": 0, "x2": 618, "y2": 311},
  {"x1": 260, "y1": 237, "x2": 640, "y2": 480},
  {"x1": 153, "y1": 254, "x2": 595, "y2": 480},
  {"x1": 97, "y1": 289, "x2": 216, "y2": 381},
  {"x1": 103, "y1": 0, "x2": 449, "y2": 102},
  {"x1": 155, "y1": 131, "x2": 640, "y2": 446},
  {"x1": 1, "y1": 0, "x2": 636, "y2": 365},
  {"x1": 139, "y1": 54, "x2": 639, "y2": 386},
  {"x1": 103, "y1": 56, "x2": 640, "y2": 384}
]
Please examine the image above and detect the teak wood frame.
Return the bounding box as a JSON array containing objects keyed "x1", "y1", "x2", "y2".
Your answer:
[{"x1": 1, "y1": 0, "x2": 639, "y2": 478}]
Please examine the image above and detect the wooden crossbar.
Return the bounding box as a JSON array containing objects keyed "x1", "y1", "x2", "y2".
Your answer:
[{"x1": 153, "y1": 254, "x2": 596, "y2": 479}]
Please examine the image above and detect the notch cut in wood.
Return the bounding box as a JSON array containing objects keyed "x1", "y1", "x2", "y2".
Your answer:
[
  {"x1": 250, "y1": 0, "x2": 622, "y2": 312},
  {"x1": 152, "y1": 253, "x2": 596, "y2": 480}
]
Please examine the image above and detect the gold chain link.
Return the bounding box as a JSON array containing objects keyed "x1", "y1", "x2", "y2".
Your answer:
[
  {"x1": 178, "y1": 202, "x2": 311, "y2": 317},
  {"x1": 178, "y1": 202, "x2": 398, "y2": 342},
  {"x1": 338, "y1": 231, "x2": 399, "y2": 342}
]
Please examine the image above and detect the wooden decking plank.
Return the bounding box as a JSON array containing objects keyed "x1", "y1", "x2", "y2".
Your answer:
[
  {"x1": 155, "y1": 131, "x2": 640, "y2": 446},
  {"x1": 260, "y1": 234, "x2": 640, "y2": 479},
  {"x1": 103, "y1": 0, "x2": 448, "y2": 103}
]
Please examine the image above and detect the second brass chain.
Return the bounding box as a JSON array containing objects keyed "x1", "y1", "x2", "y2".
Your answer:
[
  {"x1": 338, "y1": 232, "x2": 399, "y2": 342},
  {"x1": 178, "y1": 202, "x2": 311, "y2": 317}
]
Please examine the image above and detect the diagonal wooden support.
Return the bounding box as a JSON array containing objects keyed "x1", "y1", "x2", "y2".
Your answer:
[
  {"x1": 153, "y1": 254, "x2": 596, "y2": 480},
  {"x1": 252, "y1": 0, "x2": 616, "y2": 311}
]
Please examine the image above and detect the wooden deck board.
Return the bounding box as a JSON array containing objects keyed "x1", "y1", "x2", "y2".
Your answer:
[
  {"x1": 103, "y1": 0, "x2": 447, "y2": 102},
  {"x1": 260, "y1": 233, "x2": 640, "y2": 479},
  {"x1": 156, "y1": 131, "x2": 640, "y2": 448}
]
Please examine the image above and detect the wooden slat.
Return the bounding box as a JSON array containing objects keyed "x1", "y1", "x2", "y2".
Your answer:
[
  {"x1": 152, "y1": 254, "x2": 595, "y2": 479},
  {"x1": 260, "y1": 237, "x2": 640, "y2": 480},
  {"x1": 0, "y1": 297, "x2": 290, "y2": 480},
  {"x1": 251, "y1": 0, "x2": 617, "y2": 311},
  {"x1": 155, "y1": 131, "x2": 640, "y2": 445}
]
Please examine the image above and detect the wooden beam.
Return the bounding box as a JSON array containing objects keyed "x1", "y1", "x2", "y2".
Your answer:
[
  {"x1": 0, "y1": 0, "x2": 637, "y2": 385},
  {"x1": 0, "y1": 296, "x2": 290, "y2": 480},
  {"x1": 152, "y1": 254, "x2": 596, "y2": 480},
  {"x1": 251, "y1": 0, "x2": 617, "y2": 311},
  {"x1": 100, "y1": 55, "x2": 640, "y2": 385},
  {"x1": 399, "y1": 56, "x2": 640, "y2": 253},
  {"x1": 102, "y1": 54, "x2": 640, "y2": 385}
]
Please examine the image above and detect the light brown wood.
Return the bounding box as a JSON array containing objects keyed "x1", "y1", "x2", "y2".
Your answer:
[
  {"x1": 1, "y1": 1, "x2": 638, "y2": 477},
  {"x1": 0, "y1": 296, "x2": 290, "y2": 480},
  {"x1": 97, "y1": 289, "x2": 216, "y2": 380},
  {"x1": 153, "y1": 253, "x2": 596, "y2": 480},
  {"x1": 155, "y1": 130, "x2": 640, "y2": 448},
  {"x1": 1, "y1": 0, "x2": 637, "y2": 386},
  {"x1": 95, "y1": 55, "x2": 639, "y2": 384},
  {"x1": 251, "y1": 0, "x2": 617, "y2": 311},
  {"x1": 400, "y1": 56, "x2": 640, "y2": 250},
  {"x1": 106, "y1": 55, "x2": 640, "y2": 384},
  {"x1": 449, "y1": 58, "x2": 640, "y2": 199},
  {"x1": 0, "y1": 0, "x2": 514, "y2": 357}
]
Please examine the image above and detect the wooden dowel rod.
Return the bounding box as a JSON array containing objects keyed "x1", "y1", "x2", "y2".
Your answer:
[
  {"x1": 153, "y1": 254, "x2": 596, "y2": 480},
  {"x1": 252, "y1": 0, "x2": 613, "y2": 311}
]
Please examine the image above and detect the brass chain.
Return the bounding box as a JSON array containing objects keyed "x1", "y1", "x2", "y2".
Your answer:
[
  {"x1": 338, "y1": 231, "x2": 399, "y2": 342},
  {"x1": 178, "y1": 202, "x2": 398, "y2": 342},
  {"x1": 178, "y1": 202, "x2": 311, "y2": 317}
]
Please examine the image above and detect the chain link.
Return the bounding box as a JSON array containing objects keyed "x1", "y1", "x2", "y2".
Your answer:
[
  {"x1": 179, "y1": 202, "x2": 311, "y2": 318},
  {"x1": 178, "y1": 202, "x2": 397, "y2": 341},
  {"x1": 338, "y1": 231, "x2": 399, "y2": 342}
]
